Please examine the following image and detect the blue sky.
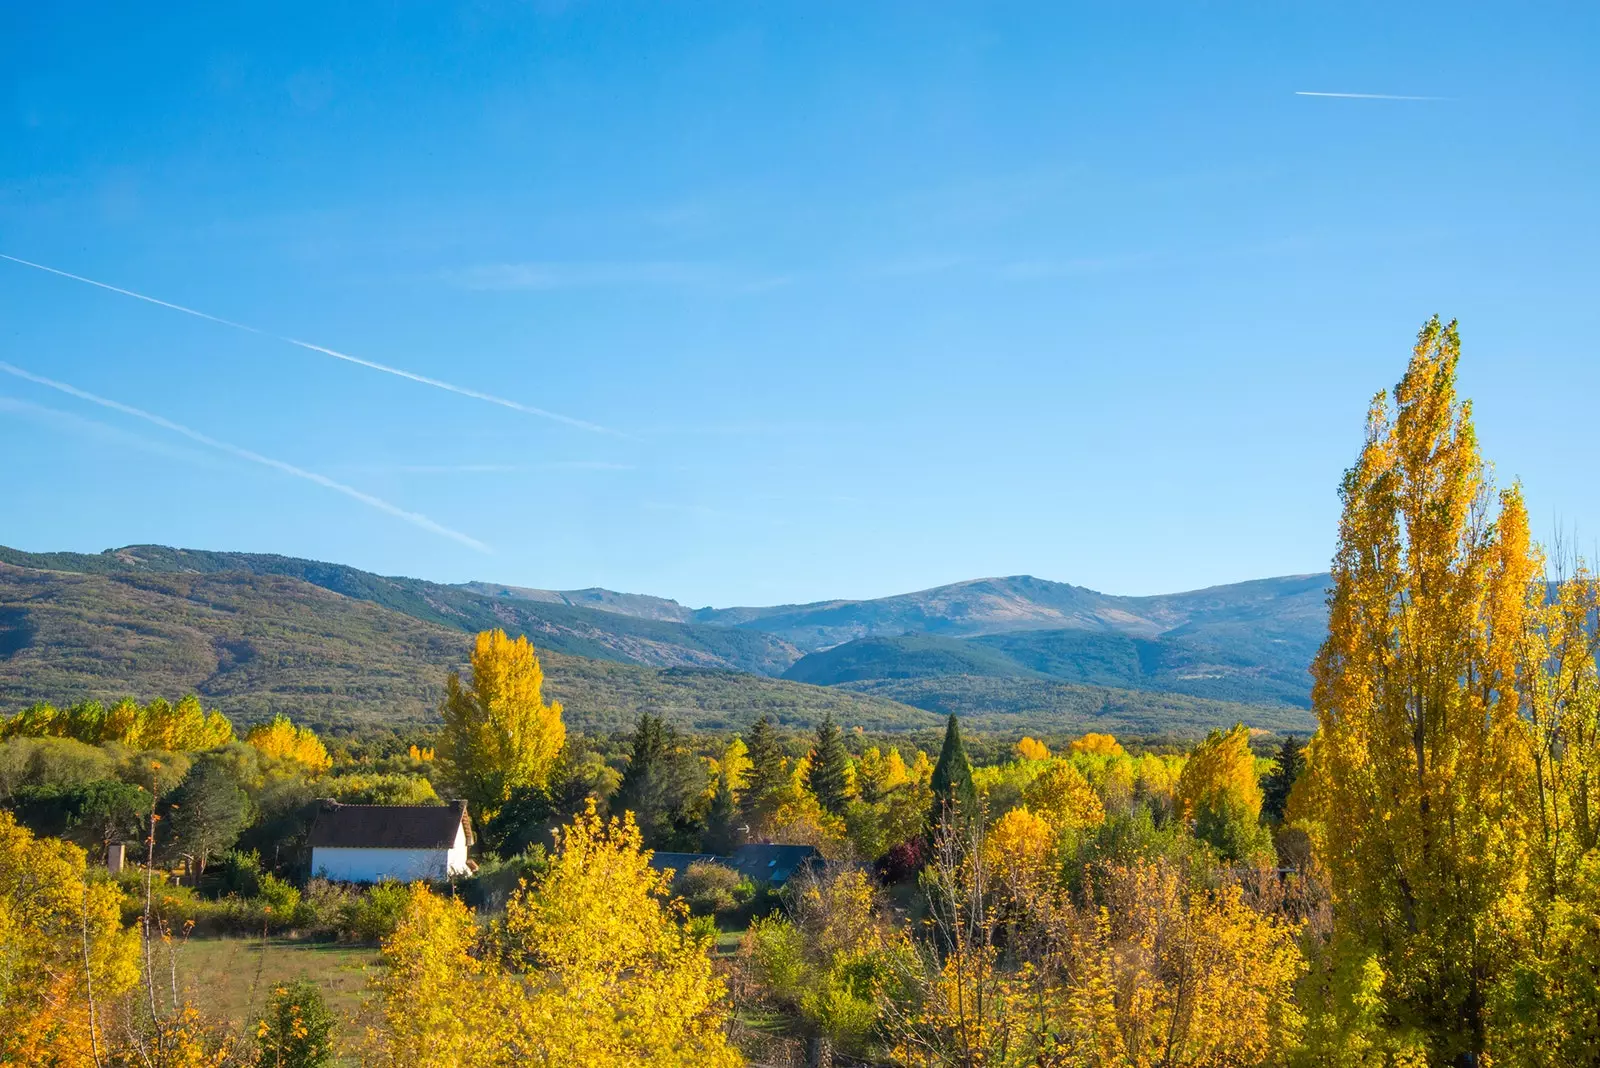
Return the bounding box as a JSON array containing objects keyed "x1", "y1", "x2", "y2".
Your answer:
[{"x1": 2, "y1": 2, "x2": 1596, "y2": 607}]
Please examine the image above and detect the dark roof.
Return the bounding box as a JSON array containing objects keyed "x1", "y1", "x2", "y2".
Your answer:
[
  {"x1": 308, "y1": 800, "x2": 472, "y2": 850},
  {"x1": 730, "y1": 843, "x2": 821, "y2": 885},
  {"x1": 648, "y1": 852, "x2": 719, "y2": 875}
]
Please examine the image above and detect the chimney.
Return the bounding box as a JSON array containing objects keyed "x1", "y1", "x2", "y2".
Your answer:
[{"x1": 107, "y1": 842, "x2": 126, "y2": 874}]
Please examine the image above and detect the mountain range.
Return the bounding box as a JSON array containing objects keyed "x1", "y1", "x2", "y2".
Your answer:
[{"x1": 0, "y1": 544, "x2": 1328, "y2": 736}]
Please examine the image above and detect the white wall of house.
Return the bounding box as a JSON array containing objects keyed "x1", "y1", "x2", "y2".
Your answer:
[{"x1": 311, "y1": 825, "x2": 469, "y2": 883}]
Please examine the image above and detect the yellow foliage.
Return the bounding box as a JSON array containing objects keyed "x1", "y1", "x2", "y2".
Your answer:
[
  {"x1": 1014, "y1": 736, "x2": 1050, "y2": 762},
  {"x1": 368, "y1": 804, "x2": 742, "y2": 1068},
  {"x1": 1067, "y1": 860, "x2": 1305, "y2": 1065},
  {"x1": 367, "y1": 886, "x2": 492, "y2": 1068},
  {"x1": 406, "y1": 744, "x2": 434, "y2": 763},
  {"x1": 438, "y1": 629, "x2": 566, "y2": 818},
  {"x1": 1175, "y1": 722, "x2": 1263, "y2": 824},
  {"x1": 2, "y1": 695, "x2": 233, "y2": 752},
  {"x1": 1300, "y1": 319, "x2": 1538, "y2": 1059},
  {"x1": 1023, "y1": 760, "x2": 1106, "y2": 832},
  {"x1": 984, "y1": 806, "x2": 1056, "y2": 892},
  {"x1": 0, "y1": 810, "x2": 139, "y2": 1067},
  {"x1": 1070, "y1": 732, "x2": 1125, "y2": 757},
  {"x1": 245, "y1": 715, "x2": 332, "y2": 774}
]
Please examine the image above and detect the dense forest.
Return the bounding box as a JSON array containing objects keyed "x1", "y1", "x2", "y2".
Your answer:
[{"x1": 1, "y1": 319, "x2": 1597, "y2": 1065}]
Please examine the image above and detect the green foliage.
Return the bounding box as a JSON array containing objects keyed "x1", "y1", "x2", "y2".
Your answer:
[
  {"x1": 613, "y1": 713, "x2": 711, "y2": 849},
  {"x1": 672, "y1": 860, "x2": 752, "y2": 916},
  {"x1": 336, "y1": 880, "x2": 410, "y2": 942},
  {"x1": 6, "y1": 778, "x2": 151, "y2": 846},
  {"x1": 930, "y1": 714, "x2": 976, "y2": 824},
  {"x1": 254, "y1": 978, "x2": 337, "y2": 1068},
  {"x1": 162, "y1": 756, "x2": 252, "y2": 874},
  {"x1": 1260, "y1": 734, "x2": 1305, "y2": 823},
  {"x1": 805, "y1": 713, "x2": 853, "y2": 816}
]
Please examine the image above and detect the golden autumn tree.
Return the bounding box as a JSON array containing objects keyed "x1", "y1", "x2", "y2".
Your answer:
[
  {"x1": 1066, "y1": 859, "x2": 1305, "y2": 1066},
  {"x1": 1175, "y1": 723, "x2": 1273, "y2": 862},
  {"x1": 366, "y1": 886, "x2": 500, "y2": 1068},
  {"x1": 438, "y1": 629, "x2": 566, "y2": 820},
  {"x1": 498, "y1": 802, "x2": 740, "y2": 1067},
  {"x1": 1014, "y1": 737, "x2": 1050, "y2": 762},
  {"x1": 0, "y1": 810, "x2": 139, "y2": 1067},
  {"x1": 245, "y1": 715, "x2": 332, "y2": 774},
  {"x1": 1295, "y1": 317, "x2": 1536, "y2": 1063},
  {"x1": 1022, "y1": 761, "x2": 1105, "y2": 833}
]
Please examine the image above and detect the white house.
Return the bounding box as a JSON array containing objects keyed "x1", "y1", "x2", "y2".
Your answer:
[{"x1": 308, "y1": 800, "x2": 473, "y2": 883}]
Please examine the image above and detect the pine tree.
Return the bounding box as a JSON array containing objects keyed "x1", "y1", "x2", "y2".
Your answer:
[
  {"x1": 929, "y1": 714, "x2": 976, "y2": 826},
  {"x1": 806, "y1": 713, "x2": 853, "y2": 816},
  {"x1": 1260, "y1": 734, "x2": 1304, "y2": 824},
  {"x1": 743, "y1": 715, "x2": 788, "y2": 814}
]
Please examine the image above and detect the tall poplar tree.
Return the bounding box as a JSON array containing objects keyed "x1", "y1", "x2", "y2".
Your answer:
[
  {"x1": 439, "y1": 629, "x2": 566, "y2": 821},
  {"x1": 1297, "y1": 318, "x2": 1534, "y2": 1064}
]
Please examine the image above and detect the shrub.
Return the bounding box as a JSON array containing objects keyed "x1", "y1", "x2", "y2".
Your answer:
[
  {"x1": 674, "y1": 860, "x2": 747, "y2": 916},
  {"x1": 338, "y1": 880, "x2": 409, "y2": 942},
  {"x1": 254, "y1": 978, "x2": 336, "y2": 1067}
]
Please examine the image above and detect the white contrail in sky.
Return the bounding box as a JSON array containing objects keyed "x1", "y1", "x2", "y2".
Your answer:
[
  {"x1": 1295, "y1": 91, "x2": 1449, "y2": 101},
  {"x1": 0, "y1": 252, "x2": 612, "y2": 434},
  {"x1": 0, "y1": 360, "x2": 492, "y2": 554}
]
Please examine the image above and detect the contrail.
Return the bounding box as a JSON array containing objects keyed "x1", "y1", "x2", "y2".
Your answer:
[
  {"x1": 0, "y1": 252, "x2": 612, "y2": 434},
  {"x1": 1295, "y1": 91, "x2": 1449, "y2": 101},
  {"x1": 0, "y1": 361, "x2": 492, "y2": 554}
]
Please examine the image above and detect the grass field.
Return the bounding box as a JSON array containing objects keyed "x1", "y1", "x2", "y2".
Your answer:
[{"x1": 175, "y1": 937, "x2": 379, "y2": 1061}]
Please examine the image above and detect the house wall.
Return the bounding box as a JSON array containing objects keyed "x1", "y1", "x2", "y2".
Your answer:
[{"x1": 312, "y1": 826, "x2": 470, "y2": 883}]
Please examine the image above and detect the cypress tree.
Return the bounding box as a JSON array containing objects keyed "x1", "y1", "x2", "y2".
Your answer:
[
  {"x1": 806, "y1": 712, "x2": 853, "y2": 816},
  {"x1": 930, "y1": 713, "x2": 976, "y2": 826}
]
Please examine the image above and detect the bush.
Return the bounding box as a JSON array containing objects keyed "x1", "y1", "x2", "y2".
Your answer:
[
  {"x1": 255, "y1": 978, "x2": 336, "y2": 1067},
  {"x1": 674, "y1": 860, "x2": 750, "y2": 916},
  {"x1": 208, "y1": 849, "x2": 264, "y2": 898},
  {"x1": 338, "y1": 880, "x2": 409, "y2": 942},
  {"x1": 460, "y1": 848, "x2": 548, "y2": 912}
]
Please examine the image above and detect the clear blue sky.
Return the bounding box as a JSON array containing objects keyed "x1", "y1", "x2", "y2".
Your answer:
[{"x1": 3, "y1": 3, "x2": 1596, "y2": 607}]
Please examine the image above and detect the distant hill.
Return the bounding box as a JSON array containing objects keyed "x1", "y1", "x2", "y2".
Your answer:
[
  {"x1": 0, "y1": 545, "x2": 801, "y2": 676},
  {"x1": 0, "y1": 543, "x2": 1328, "y2": 736},
  {"x1": 785, "y1": 626, "x2": 1317, "y2": 709},
  {"x1": 0, "y1": 562, "x2": 928, "y2": 734},
  {"x1": 466, "y1": 571, "x2": 1331, "y2": 660}
]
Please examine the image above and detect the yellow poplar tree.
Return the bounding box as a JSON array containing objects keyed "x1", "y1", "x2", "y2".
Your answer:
[
  {"x1": 0, "y1": 810, "x2": 139, "y2": 1066},
  {"x1": 1297, "y1": 317, "x2": 1534, "y2": 1062},
  {"x1": 1175, "y1": 723, "x2": 1263, "y2": 825},
  {"x1": 1022, "y1": 761, "x2": 1105, "y2": 833},
  {"x1": 438, "y1": 629, "x2": 566, "y2": 819},
  {"x1": 499, "y1": 803, "x2": 742, "y2": 1067},
  {"x1": 245, "y1": 715, "x2": 332, "y2": 774}
]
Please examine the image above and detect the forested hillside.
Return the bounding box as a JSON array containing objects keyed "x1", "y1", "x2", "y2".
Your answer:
[{"x1": 0, "y1": 559, "x2": 1296, "y2": 736}]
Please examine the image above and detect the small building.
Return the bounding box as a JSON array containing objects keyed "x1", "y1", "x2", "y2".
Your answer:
[
  {"x1": 647, "y1": 843, "x2": 822, "y2": 888},
  {"x1": 308, "y1": 800, "x2": 473, "y2": 883}
]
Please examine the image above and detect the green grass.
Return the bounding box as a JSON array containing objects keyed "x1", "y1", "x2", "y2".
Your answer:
[{"x1": 174, "y1": 937, "x2": 378, "y2": 1062}]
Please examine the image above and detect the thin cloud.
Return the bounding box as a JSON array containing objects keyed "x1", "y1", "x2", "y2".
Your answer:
[
  {"x1": 0, "y1": 252, "x2": 612, "y2": 434},
  {"x1": 0, "y1": 394, "x2": 221, "y2": 468},
  {"x1": 1295, "y1": 91, "x2": 1450, "y2": 101},
  {"x1": 0, "y1": 361, "x2": 492, "y2": 553}
]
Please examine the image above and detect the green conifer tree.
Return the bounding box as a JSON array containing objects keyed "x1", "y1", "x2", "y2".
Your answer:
[
  {"x1": 929, "y1": 714, "x2": 976, "y2": 827},
  {"x1": 743, "y1": 715, "x2": 788, "y2": 815},
  {"x1": 806, "y1": 712, "x2": 853, "y2": 816}
]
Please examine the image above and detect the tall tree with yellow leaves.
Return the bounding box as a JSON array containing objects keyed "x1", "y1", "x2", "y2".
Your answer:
[
  {"x1": 1296, "y1": 317, "x2": 1535, "y2": 1064},
  {"x1": 438, "y1": 629, "x2": 566, "y2": 820},
  {"x1": 245, "y1": 715, "x2": 332, "y2": 774}
]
